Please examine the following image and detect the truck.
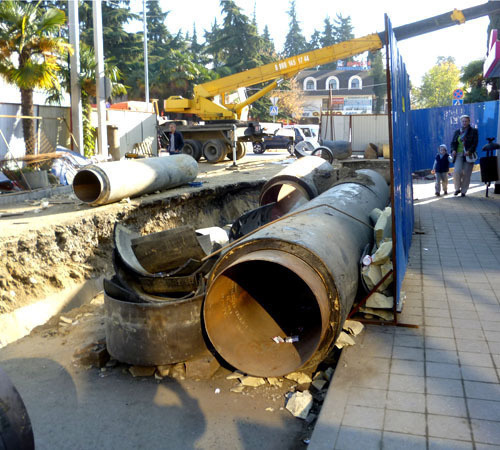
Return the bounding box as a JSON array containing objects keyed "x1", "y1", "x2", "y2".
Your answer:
[{"x1": 161, "y1": 2, "x2": 500, "y2": 163}]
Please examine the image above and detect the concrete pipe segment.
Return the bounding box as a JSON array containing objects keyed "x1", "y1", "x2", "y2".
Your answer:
[
  {"x1": 72, "y1": 154, "x2": 198, "y2": 206},
  {"x1": 204, "y1": 169, "x2": 389, "y2": 377},
  {"x1": 259, "y1": 156, "x2": 337, "y2": 217}
]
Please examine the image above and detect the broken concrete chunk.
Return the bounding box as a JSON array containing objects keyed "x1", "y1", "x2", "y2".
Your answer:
[
  {"x1": 285, "y1": 390, "x2": 313, "y2": 419},
  {"x1": 362, "y1": 264, "x2": 382, "y2": 290},
  {"x1": 311, "y1": 379, "x2": 327, "y2": 391},
  {"x1": 170, "y1": 363, "x2": 186, "y2": 380},
  {"x1": 343, "y1": 320, "x2": 365, "y2": 337},
  {"x1": 129, "y1": 365, "x2": 156, "y2": 377},
  {"x1": 73, "y1": 342, "x2": 109, "y2": 368},
  {"x1": 364, "y1": 143, "x2": 378, "y2": 160},
  {"x1": 230, "y1": 385, "x2": 246, "y2": 393},
  {"x1": 156, "y1": 365, "x2": 172, "y2": 377},
  {"x1": 374, "y1": 208, "x2": 392, "y2": 246},
  {"x1": 335, "y1": 331, "x2": 356, "y2": 349},
  {"x1": 226, "y1": 371, "x2": 245, "y2": 380},
  {"x1": 59, "y1": 315, "x2": 73, "y2": 324},
  {"x1": 285, "y1": 372, "x2": 312, "y2": 385},
  {"x1": 365, "y1": 292, "x2": 394, "y2": 309},
  {"x1": 372, "y1": 240, "x2": 392, "y2": 265},
  {"x1": 239, "y1": 376, "x2": 266, "y2": 387},
  {"x1": 185, "y1": 353, "x2": 220, "y2": 380},
  {"x1": 324, "y1": 367, "x2": 334, "y2": 381},
  {"x1": 267, "y1": 377, "x2": 283, "y2": 387}
]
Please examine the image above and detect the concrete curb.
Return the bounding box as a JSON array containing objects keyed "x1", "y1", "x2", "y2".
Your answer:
[{"x1": 0, "y1": 185, "x2": 73, "y2": 206}]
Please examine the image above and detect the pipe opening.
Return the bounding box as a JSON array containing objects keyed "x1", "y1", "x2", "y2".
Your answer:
[
  {"x1": 73, "y1": 170, "x2": 102, "y2": 203},
  {"x1": 205, "y1": 260, "x2": 323, "y2": 376},
  {"x1": 260, "y1": 182, "x2": 310, "y2": 216}
]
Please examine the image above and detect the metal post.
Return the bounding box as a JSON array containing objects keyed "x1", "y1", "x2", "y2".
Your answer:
[
  {"x1": 93, "y1": 0, "x2": 108, "y2": 158},
  {"x1": 68, "y1": 0, "x2": 83, "y2": 154},
  {"x1": 143, "y1": 0, "x2": 149, "y2": 107}
]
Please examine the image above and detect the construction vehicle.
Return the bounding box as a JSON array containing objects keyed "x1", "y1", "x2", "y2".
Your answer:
[{"x1": 162, "y1": 2, "x2": 500, "y2": 163}]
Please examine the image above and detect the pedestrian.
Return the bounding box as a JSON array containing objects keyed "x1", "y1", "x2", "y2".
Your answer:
[
  {"x1": 166, "y1": 122, "x2": 184, "y2": 155},
  {"x1": 431, "y1": 144, "x2": 451, "y2": 196},
  {"x1": 450, "y1": 114, "x2": 478, "y2": 197}
]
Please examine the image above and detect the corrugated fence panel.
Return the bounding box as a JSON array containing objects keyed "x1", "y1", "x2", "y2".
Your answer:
[
  {"x1": 320, "y1": 115, "x2": 350, "y2": 141},
  {"x1": 351, "y1": 115, "x2": 389, "y2": 151},
  {"x1": 411, "y1": 101, "x2": 499, "y2": 172},
  {"x1": 388, "y1": 16, "x2": 414, "y2": 309},
  {"x1": 0, "y1": 104, "x2": 25, "y2": 159}
]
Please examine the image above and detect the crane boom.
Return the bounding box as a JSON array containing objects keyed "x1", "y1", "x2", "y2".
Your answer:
[{"x1": 165, "y1": 2, "x2": 500, "y2": 121}]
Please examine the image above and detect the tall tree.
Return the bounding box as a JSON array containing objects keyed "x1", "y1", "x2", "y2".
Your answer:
[
  {"x1": 146, "y1": 0, "x2": 169, "y2": 44},
  {"x1": 0, "y1": 0, "x2": 72, "y2": 154},
  {"x1": 308, "y1": 29, "x2": 321, "y2": 51},
  {"x1": 320, "y1": 16, "x2": 337, "y2": 69},
  {"x1": 461, "y1": 59, "x2": 498, "y2": 103},
  {"x1": 333, "y1": 13, "x2": 354, "y2": 65},
  {"x1": 412, "y1": 57, "x2": 460, "y2": 108},
  {"x1": 283, "y1": 0, "x2": 307, "y2": 57},
  {"x1": 368, "y1": 50, "x2": 386, "y2": 113}
]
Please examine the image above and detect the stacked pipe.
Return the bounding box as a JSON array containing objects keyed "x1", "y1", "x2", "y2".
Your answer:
[
  {"x1": 104, "y1": 224, "x2": 225, "y2": 366},
  {"x1": 204, "y1": 168, "x2": 389, "y2": 377}
]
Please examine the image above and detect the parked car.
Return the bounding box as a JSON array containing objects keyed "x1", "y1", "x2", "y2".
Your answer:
[{"x1": 252, "y1": 128, "x2": 295, "y2": 154}]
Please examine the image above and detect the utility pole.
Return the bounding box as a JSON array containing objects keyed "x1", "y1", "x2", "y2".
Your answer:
[
  {"x1": 93, "y1": 0, "x2": 108, "y2": 158},
  {"x1": 68, "y1": 0, "x2": 83, "y2": 154},
  {"x1": 143, "y1": 0, "x2": 149, "y2": 108}
]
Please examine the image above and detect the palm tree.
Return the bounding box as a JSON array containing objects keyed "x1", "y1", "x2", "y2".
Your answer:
[{"x1": 0, "y1": 1, "x2": 71, "y2": 155}]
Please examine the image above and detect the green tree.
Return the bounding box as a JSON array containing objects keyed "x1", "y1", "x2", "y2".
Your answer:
[
  {"x1": 334, "y1": 13, "x2": 354, "y2": 65},
  {"x1": 283, "y1": 0, "x2": 307, "y2": 57},
  {"x1": 146, "y1": 0, "x2": 169, "y2": 44},
  {"x1": 0, "y1": 0, "x2": 72, "y2": 154},
  {"x1": 368, "y1": 50, "x2": 386, "y2": 113},
  {"x1": 412, "y1": 57, "x2": 460, "y2": 108},
  {"x1": 461, "y1": 59, "x2": 498, "y2": 103},
  {"x1": 319, "y1": 16, "x2": 337, "y2": 69}
]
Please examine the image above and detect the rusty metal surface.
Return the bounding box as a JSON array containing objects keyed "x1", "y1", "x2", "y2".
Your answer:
[
  {"x1": 104, "y1": 291, "x2": 207, "y2": 366},
  {"x1": 204, "y1": 169, "x2": 389, "y2": 377},
  {"x1": 0, "y1": 367, "x2": 34, "y2": 450}
]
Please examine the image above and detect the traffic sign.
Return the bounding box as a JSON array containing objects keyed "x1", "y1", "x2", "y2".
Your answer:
[
  {"x1": 270, "y1": 97, "x2": 278, "y2": 106},
  {"x1": 269, "y1": 105, "x2": 278, "y2": 116},
  {"x1": 452, "y1": 99, "x2": 463, "y2": 105},
  {"x1": 453, "y1": 89, "x2": 464, "y2": 100}
]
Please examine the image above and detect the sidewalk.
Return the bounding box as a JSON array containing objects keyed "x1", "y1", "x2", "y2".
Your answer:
[{"x1": 310, "y1": 172, "x2": 500, "y2": 449}]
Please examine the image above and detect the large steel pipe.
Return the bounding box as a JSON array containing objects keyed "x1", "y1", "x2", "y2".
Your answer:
[
  {"x1": 204, "y1": 170, "x2": 389, "y2": 377},
  {"x1": 73, "y1": 154, "x2": 198, "y2": 205},
  {"x1": 259, "y1": 156, "x2": 337, "y2": 216}
]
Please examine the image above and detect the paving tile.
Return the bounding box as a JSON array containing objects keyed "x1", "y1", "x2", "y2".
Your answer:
[
  {"x1": 488, "y1": 341, "x2": 500, "y2": 355},
  {"x1": 342, "y1": 405, "x2": 384, "y2": 430},
  {"x1": 425, "y1": 349, "x2": 458, "y2": 364},
  {"x1": 426, "y1": 394, "x2": 467, "y2": 417},
  {"x1": 475, "y1": 444, "x2": 500, "y2": 450},
  {"x1": 485, "y1": 330, "x2": 500, "y2": 342},
  {"x1": 458, "y1": 351, "x2": 494, "y2": 368},
  {"x1": 426, "y1": 362, "x2": 461, "y2": 379},
  {"x1": 425, "y1": 308, "x2": 450, "y2": 318},
  {"x1": 392, "y1": 346, "x2": 424, "y2": 361},
  {"x1": 471, "y1": 419, "x2": 500, "y2": 445},
  {"x1": 382, "y1": 431, "x2": 426, "y2": 449},
  {"x1": 467, "y1": 398, "x2": 500, "y2": 421},
  {"x1": 425, "y1": 337, "x2": 457, "y2": 351},
  {"x1": 478, "y1": 312, "x2": 500, "y2": 322},
  {"x1": 464, "y1": 381, "x2": 500, "y2": 402},
  {"x1": 460, "y1": 328, "x2": 486, "y2": 341},
  {"x1": 427, "y1": 414, "x2": 471, "y2": 441},
  {"x1": 451, "y1": 319, "x2": 478, "y2": 331},
  {"x1": 386, "y1": 391, "x2": 425, "y2": 413},
  {"x1": 424, "y1": 326, "x2": 455, "y2": 339},
  {"x1": 482, "y1": 321, "x2": 500, "y2": 332},
  {"x1": 451, "y1": 309, "x2": 479, "y2": 320},
  {"x1": 428, "y1": 438, "x2": 473, "y2": 450},
  {"x1": 426, "y1": 377, "x2": 464, "y2": 397},
  {"x1": 351, "y1": 371, "x2": 389, "y2": 390},
  {"x1": 359, "y1": 343, "x2": 393, "y2": 359},
  {"x1": 334, "y1": 425, "x2": 382, "y2": 450},
  {"x1": 390, "y1": 359, "x2": 424, "y2": 377},
  {"x1": 384, "y1": 409, "x2": 426, "y2": 436},
  {"x1": 347, "y1": 387, "x2": 386, "y2": 409},
  {"x1": 456, "y1": 339, "x2": 490, "y2": 354},
  {"x1": 460, "y1": 365, "x2": 499, "y2": 383},
  {"x1": 425, "y1": 316, "x2": 452, "y2": 327},
  {"x1": 389, "y1": 374, "x2": 425, "y2": 394}
]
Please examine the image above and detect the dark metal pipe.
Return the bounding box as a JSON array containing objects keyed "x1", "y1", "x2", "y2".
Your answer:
[
  {"x1": 204, "y1": 170, "x2": 389, "y2": 377},
  {"x1": 73, "y1": 155, "x2": 198, "y2": 206}
]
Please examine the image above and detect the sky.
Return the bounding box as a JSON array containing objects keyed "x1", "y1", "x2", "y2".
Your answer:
[{"x1": 129, "y1": 0, "x2": 492, "y2": 86}]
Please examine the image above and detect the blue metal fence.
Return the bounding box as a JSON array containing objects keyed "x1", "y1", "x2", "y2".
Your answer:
[
  {"x1": 411, "y1": 101, "x2": 500, "y2": 172},
  {"x1": 387, "y1": 16, "x2": 414, "y2": 310}
]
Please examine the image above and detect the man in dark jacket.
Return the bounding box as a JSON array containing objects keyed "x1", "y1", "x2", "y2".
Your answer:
[
  {"x1": 166, "y1": 123, "x2": 184, "y2": 155},
  {"x1": 450, "y1": 114, "x2": 478, "y2": 197}
]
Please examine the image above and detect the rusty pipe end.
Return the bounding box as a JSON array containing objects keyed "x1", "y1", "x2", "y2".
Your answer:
[
  {"x1": 73, "y1": 166, "x2": 108, "y2": 205},
  {"x1": 204, "y1": 249, "x2": 334, "y2": 377}
]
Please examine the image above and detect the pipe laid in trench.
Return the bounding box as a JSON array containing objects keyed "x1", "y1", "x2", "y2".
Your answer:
[
  {"x1": 204, "y1": 169, "x2": 389, "y2": 377},
  {"x1": 73, "y1": 154, "x2": 198, "y2": 206}
]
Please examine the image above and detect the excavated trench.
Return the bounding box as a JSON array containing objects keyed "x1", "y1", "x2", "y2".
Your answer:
[{"x1": 0, "y1": 181, "x2": 264, "y2": 343}]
